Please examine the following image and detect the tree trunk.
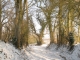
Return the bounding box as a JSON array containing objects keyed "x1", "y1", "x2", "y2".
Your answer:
[
  {"x1": 39, "y1": 30, "x2": 43, "y2": 45},
  {"x1": 0, "y1": 24, "x2": 2, "y2": 39},
  {"x1": 78, "y1": 26, "x2": 80, "y2": 43},
  {"x1": 14, "y1": 0, "x2": 20, "y2": 48},
  {"x1": 68, "y1": 0, "x2": 74, "y2": 32},
  {"x1": 26, "y1": 0, "x2": 29, "y2": 46},
  {"x1": 69, "y1": 9, "x2": 74, "y2": 32},
  {"x1": 0, "y1": 0, "x2": 2, "y2": 40},
  {"x1": 58, "y1": 0, "x2": 62, "y2": 46},
  {"x1": 48, "y1": 16, "x2": 54, "y2": 44}
]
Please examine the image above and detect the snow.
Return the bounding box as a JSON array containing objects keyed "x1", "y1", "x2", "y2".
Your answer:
[
  {"x1": 0, "y1": 40, "x2": 80, "y2": 60},
  {"x1": 0, "y1": 41, "x2": 28, "y2": 60}
]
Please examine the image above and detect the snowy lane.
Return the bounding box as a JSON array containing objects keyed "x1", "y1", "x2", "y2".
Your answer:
[
  {"x1": 25, "y1": 44, "x2": 80, "y2": 60},
  {"x1": 0, "y1": 41, "x2": 80, "y2": 60},
  {"x1": 26, "y1": 45, "x2": 63, "y2": 60}
]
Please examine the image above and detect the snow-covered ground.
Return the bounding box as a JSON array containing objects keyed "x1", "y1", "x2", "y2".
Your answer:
[
  {"x1": 0, "y1": 40, "x2": 80, "y2": 60},
  {"x1": 0, "y1": 41, "x2": 28, "y2": 60}
]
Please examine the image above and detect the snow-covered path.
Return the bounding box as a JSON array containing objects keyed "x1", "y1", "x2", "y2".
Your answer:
[
  {"x1": 26, "y1": 44, "x2": 64, "y2": 60},
  {"x1": 25, "y1": 44, "x2": 80, "y2": 60},
  {"x1": 0, "y1": 41, "x2": 80, "y2": 60}
]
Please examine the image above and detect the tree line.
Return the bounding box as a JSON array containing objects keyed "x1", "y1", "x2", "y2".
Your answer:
[{"x1": 0, "y1": 0, "x2": 80, "y2": 49}]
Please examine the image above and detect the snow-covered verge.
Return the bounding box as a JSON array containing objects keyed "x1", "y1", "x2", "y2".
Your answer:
[
  {"x1": 0, "y1": 40, "x2": 80, "y2": 60},
  {"x1": 0, "y1": 41, "x2": 28, "y2": 60},
  {"x1": 47, "y1": 44, "x2": 80, "y2": 60}
]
